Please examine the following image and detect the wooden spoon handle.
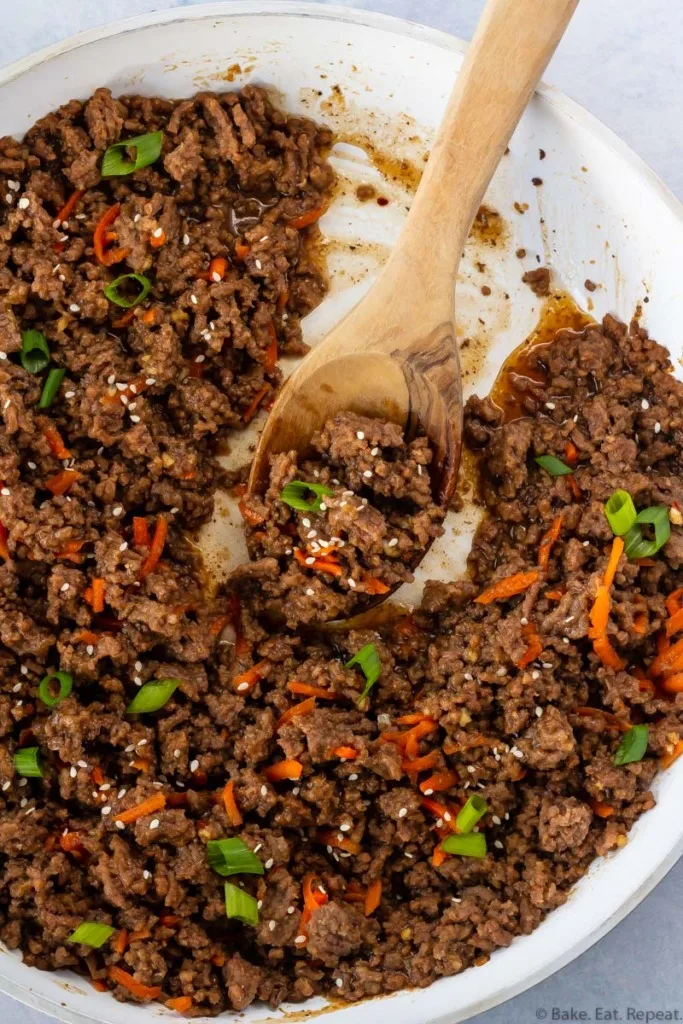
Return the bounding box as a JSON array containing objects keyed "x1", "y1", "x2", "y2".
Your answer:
[{"x1": 370, "y1": 0, "x2": 579, "y2": 316}]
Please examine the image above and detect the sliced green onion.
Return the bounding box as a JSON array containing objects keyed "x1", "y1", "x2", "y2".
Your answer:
[
  {"x1": 614, "y1": 724, "x2": 649, "y2": 766},
  {"x1": 534, "y1": 454, "x2": 573, "y2": 477},
  {"x1": 440, "y1": 833, "x2": 488, "y2": 859},
  {"x1": 224, "y1": 881, "x2": 259, "y2": 926},
  {"x1": 101, "y1": 131, "x2": 164, "y2": 177},
  {"x1": 38, "y1": 670, "x2": 73, "y2": 708},
  {"x1": 104, "y1": 273, "x2": 152, "y2": 309},
  {"x1": 455, "y1": 794, "x2": 488, "y2": 834},
  {"x1": 13, "y1": 747, "x2": 44, "y2": 778},
  {"x1": 605, "y1": 490, "x2": 638, "y2": 536},
  {"x1": 345, "y1": 643, "x2": 381, "y2": 704},
  {"x1": 68, "y1": 922, "x2": 115, "y2": 948},
  {"x1": 280, "y1": 479, "x2": 334, "y2": 513},
  {"x1": 38, "y1": 368, "x2": 65, "y2": 409},
  {"x1": 126, "y1": 678, "x2": 179, "y2": 714},
  {"x1": 20, "y1": 329, "x2": 50, "y2": 373},
  {"x1": 207, "y1": 838, "x2": 264, "y2": 877},
  {"x1": 623, "y1": 507, "x2": 670, "y2": 560}
]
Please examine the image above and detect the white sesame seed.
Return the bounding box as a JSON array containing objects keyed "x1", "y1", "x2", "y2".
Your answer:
[
  {"x1": 101, "y1": 806, "x2": 112, "y2": 816},
  {"x1": 0, "y1": 352, "x2": 6, "y2": 361},
  {"x1": 211, "y1": 271, "x2": 221, "y2": 283},
  {"x1": 119, "y1": 542, "x2": 128, "y2": 553},
  {"x1": 347, "y1": 578, "x2": 356, "y2": 588},
  {"x1": 583, "y1": 540, "x2": 590, "y2": 547},
  {"x1": 190, "y1": 759, "x2": 199, "y2": 773},
  {"x1": 115, "y1": 820, "x2": 125, "y2": 830},
  {"x1": 130, "y1": 415, "x2": 141, "y2": 423},
  {"x1": 143, "y1": 870, "x2": 151, "y2": 879},
  {"x1": 654, "y1": 422, "x2": 661, "y2": 434},
  {"x1": 17, "y1": 197, "x2": 29, "y2": 210},
  {"x1": 112, "y1": 506, "x2": 123, "y2": 517},
  {"x1": 137, "y1": 739, "x2": 147, "y2": 747},
  {"x1": 348, "y1": 773, "x2": 358, "y2": 781},
  {"x1": 268, "y1": 919, "x2": 276, "y2": 932},
  {"x1": 20, "y1": 798, "x2": 27, "y2": 808},
  {"x1": 120, "y1": 394, "x2": 128, "y2": 406},
  {"x1": 417, "y1": 464, "x2": 423, "y2": 476},
  {"x1": 520, "y1": 616, "x2": 528, "y2": 626},
  {"x1": 535, "y1": 706, "x2": 544, "y2": 717},
  {"x1": 145, "y1": 377, "x2": 156, "y2": 386},
  {"x1": 149, "y1": 819, "x2": 160, "y2": 830},
  {"x1": 118, "y1": 788, "x2": 126, "y2": 799},
  {"x1": 69, "y1": 767, "x2": 77, "y2": 778},
  {"x1": 295, "y1": 935, "x2": 306, "y2": 944},
  {"x1": 134, "y1": 660, "x2": 142, "y2": 672},
  {"x1": 641, "y1": 399, "x2": 649, "y2": 410},
  {"x1": 1, "y1": 781, "x2": 9, "y2": 792},
  {"x1": 134, "y1": 213, "x2": 141, "y2": 223},
  {"x1": 195, "y1": 354, "x2": 205, "y2": 363},
  {"x1": 64, "y1": 390, "x2": 75, "y2": 399},
  {"x1": 398, "y1": 807, "x2": 408, "y2": 818},
  {"x1": 496, "y1": 666, "x2": 507, "y2": 676},
  {"x1": 255, "y1": 259, "x2": 262, "y2": 270},
  {"x1": 77, "y1": 760, "x2": 88, "y2": 768},
  {"x1": 494, "y1": 839, "x2": 504, "y2": 849},
  {"x1": 12, "y1": 683, "x2": 21, "y2": 693},
  {"x1": 69, "y1": 303, "x2": 80, "y2": 313},
  {"x1": 305, "y1": 588, "x2": 315, "y2": 597},
  {"x1": 25, "y1": 806, "x2": 36, "y2": 816},
  {"x1": 152, "y1": 227, "x2": 163, "y2": 238},
  {"x1": 339, "y1": 823, "x2": 352, "y2": 833},
  {"x1": 545, "y1": 402, "x2": 555, "y2": 410},
  {"x1": 86, "y1": 644, "x2": 94, "y2": 656},
  {"x1": 4, "y1": 194, "x2": 12, "y2": 204},
  {"x1": 27, "y1": 461, "x2": 36, "y2": 469},
  {"x1": 562, "y1": 636, "x2": 570, "y2": 644},
  {"x1": 423, "y1": 788, "x2": 434, "y2": 795},
  {"x1": 173, "y1": 748, "x2": 181, "y2": 759},
  {"x1": 128, "y1": 402, "x2": 137, "y2": 411},
  {"x1": 466, "y1": 765, "x2": 476, "y2": 774},
  {"x1": 265, "y1": 858, "x2": 274, "y2": 869},
  {"x1": 190, "y1": 294, "x2": 198, "y2": 305},
  {"x1": 1, "y1": 488, "x2": 10, "y2": 496},
  {"x1": 532, "y1": 670, "x2": 540, "y2": 680},
  {"x1": 125, "y1": 744, "x2": 135, "y2": 753},
  {"x1": 60, "y1": 582, "x2": 70, "y2": 593},
  {"x1": 134, "y1": 676, "x2": 142, "y2": 686},
  {"x1": 170, "y1": 507, "x2": 179, "y2": 514},
  {"x1": 363, "y1": 470, "x2": 372, "y2": 478},
  {"x1": 564, "y1": 615, "x2": 575, "y2": 623},
  {"x1": 443, "y1": 811, "x2": 452, "y2": 821}
]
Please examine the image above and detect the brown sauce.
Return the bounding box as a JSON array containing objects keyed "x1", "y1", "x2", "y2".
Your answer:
[
  {"x1": 468, "y1": 205, "x2": 507, "y2": 247},
  {"x1": 490, "y1": 291, "x2": 593, "y2": 422}
]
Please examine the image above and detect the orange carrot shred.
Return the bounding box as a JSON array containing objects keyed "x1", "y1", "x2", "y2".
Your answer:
[
  {"x1": 364, "y1": 879, "x2": 382, "y2": 916},
  {"x1": 293, "y1": 547, "x2": 342, "y2": 577},
  {"x1": 474, "y1": 570, "x2": 540, "y2": 605},
  {"x1": 54, "y1": 188, "x2": 85, "y2": 226},
  {"x1": 632, "y1": 611, "x2": 648, "y2": 635},
  {"x1": 402, "y1": 750, "x2": 440, "y2": 775},
  {"x1": 589, "y1": 799, "x2": 615, "y2": 818},
  {"x1": 288, "y1": 681, "x2": 339, "y2": 700},
  {"x1": 421, "y1": 797, "x2": 459, "y2": 832},
  {"x1": 91, "y1": 766, "x2": 105, "y2": 786},
  {"x1": 287, "y1": 206, "x2": 326, "y2": 230},
  {"x1": 129, "y1": 928, "x2": 152, "y2": 942},
  {"x1": 666, "y1": 588, "x2": 683, "y2": 617},
  {"x1": 132, "y1": 517, "x2": 151, "y2": 548},
  {"x1": 665, "y1": 607, "x2": 683, "y2": 638},
  {"x1": 302, "y1": 873, "x2": 328, "y2": 912},
  {"x1": 222, "y1": 780, "x2": 242, "y2": 826},
  {"x1": 432, "y1": 844, "x2": 449, "y2": 867},
  {"x1": 89, "y1": 578, "x2": 105, "y2": 614},
  {"x1": 661, "y1": 672, "x2": 683, "y2": 694},
  {"x1": 108, "y1": 966, "x2": 161, "y2": 1001},
  {"x1": 234, "y1": 242, "x2": 250, "y2": 261},
  {"x1": 45, "y1": 469, "x2": 83, "y2": 496},
  {"x1": 233, "y1": 659, "x2": 269, "y2": 694},
  {"x1": 603, "y1": 536, "x2": 625, "y2": 589},
  {"x1": 593, "y1": 634, "x2": 627, "y2": 670},
  {"x1": 544, "y1": 587, "x2": 566, "y2": 601},
  {"x1": 0, "y1": 522, "x2": 9, "y2": 562},
  {"x1": 332, "y1": 745, "x2": 358, "y2": 760},
  {"x1": 114, "y1": 792, "x2": 166, "y2": 825},
  {"x1": 264, "y1": 759, "x2": 303, "y2": 782},
  {"x1": 94, "y1": 204, "x2": 128, "y2": 266},
  {"x1": 276, "y1": 696, "x2": 316, "y2": 731},
  {"x1": 149, "y1": 228, "x2": 167, "y2": 249},
  {"x1": 317, "y1": 829, "x2": 361, "y2": 854},
  {"x1": 242, "y1": 384, "x2": 270, "y2": 424},
  {"x1": 112, "y1": 308, "x2": 136, "y2": 329},
  {"x1": 661, "y1": 739, "x2": 683, "y2": 770},
  {"x1": 573, "y1": 707, "x2": 631, "y2": 732},
  {"x1": 516, "y1": 620, "x2": 543, "y2": 668},
  {"x1": 42, "y1": 424, "x2": 71, "y2": 460},
  {"x1": 568, "y1": 475, "x2": 583, "y2": 502},
  {"x1": 139, "y1": 515, "x2": 168, "y2": 580},
  {"x1": 264, "y1": 321, "x2": 278, "y2": 373},
  {"x1": 564, "y1": 440, "x2": 579, "y2": 465},
  {"x1": 396, "y1": 713, "x2": 435, "y2": 726},
  {"x1": 91, "y1": 980, "x2": 109, "y2": 993},
  {"x1": 166, "y1": 996, "x2": 193, "y2": 1013},
  {"x1": 363, "y1": 576, "x2": 391, "y2": 595},
  {"x1": 419, "y1": 771, "x2": 458, "y2": 793},
  {"x1": 113, "y1": 930, "x2": 128, "y2": 955},
  {"x1": 538, "y1": 514, "x2": 563, "y2": 572},
  {"x1": 588, "y1": 585, "x2": 611, "y2": 639},
  {"x1": 73, "y1": 629, "x2": 99, "y2": 645},
  {"x1": 56, "y1": 538, "x2": 85, "y2": 563}
]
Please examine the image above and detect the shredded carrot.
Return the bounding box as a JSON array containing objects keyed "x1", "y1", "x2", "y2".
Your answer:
[
  {"x1": 589, "y1": 585, "x2": 611, "y2": 638},
  {"x1": 421, "y1": 796, "x2": 459, "y2": 832},
  {"x1": 666, "y1": 588, "x2": 683, "y2": 617},
  {"x1": 108, "y1": 967, "x2": 161, "y2": 1002},
  {"x1": 59, "y1": 831, "x2": 85, "y2": 854},
  {"x1": 396, "y1": 713, "x2": 435, "y2": 726},
  {"x1": 419, "y1": 771, "x2": 458, "y2": 794},
  {"x1": 264, "y1": 759, "x2": 303, "y2": 782},
  {"x1": 544, "y1": 587, "x2": 566, "y2": 601},
  {"x1": 114, "y1": 792, "x2": 166, "y2": 825},
  {"x1": 287, "y1": 206, "x2": 326, "y2": 230},
  {"x1": 568, "y1": 476, "x2": 583, "y2": 502},
  {"x1": 276, "y1": 288, "x2": 289, "y2": 313},
  {"x1": 197, "y1": 255, "x2": 228, "y2": 282},
  {"x1": 234, "y1": 242, "x2": 250, "y2": 261},
  {"x1": 45, "y1": 469, "x2": 83, "y2": 496},
  {"x1": 665, "y1": 607, "x2": 683, "y2": 638},
  {"x1": 364, "y1": 879, "x2": 382, "y2": 916},
  {"x1": 160, "y1": 914, "x2": 180, "y2": 927},
  {"x1": 113, "y1": 308, "x2": 136, "y2": 329},
  {"x1": 139, "y1": 515, "x2": 168, "y2": 580},
  {"x1": 150, "y1": 228, "x2": 167, "y2": 249},
  {"x1": 632, "y1": 611, "x2": 648, "y2": 635},
  {"x1": 538, "y1": 514, "x2": 563, "y2": 572},
  {"x1": 474, "y1": 570, "x2": 540, "y2": 605},
  {"x1": 91, "y1": 980, "x2": 109, "y2": 993},
  {"x1": 332, "y1": 745, "x2": 358, "y2": 760},
  {"x1": 57, "y1": 538, "x2": 85, "y2": 562},
  {"x1": 0, "y1": 522, "x2": 9, "y2": 562},
  {"x1": 516, "y1": 621, "x2": 543, "y2": 668},
  {"x1": 661, "y1": 739, "x2": 683, "y2": 770},
  {"x1": 42, "y1": 424, "x2": 71, "y2": 460},
  {"x1": 363, "y1": 576, "x2": 391, "y2": 595},
  {"x1": 141, "y1": 308, "x2": 158, "y2": 325},
  {"x1": 221, "y1": 780, "x2": 243, "y2": 826},
  {"x1": 264, "y1": 321, "x2": 278, "y2": 373},
  {"x1": 342, "y1": 891, "x2": 366, "y2": 904},
  {"x1": 130, "y1": 758, "x2": 151, "y2": 773},
  {"x1": 564, "y1": 440, "x2": 579, "y2": 465},
  {"x1": 293, "y1": 547, "x2": 342, "y2": 577},
  {"x1": 661, "y1": 673, "x2": 683, "y2": 694},
  {"x1": 94, "y1": 204, "x2": 128, "y2": 266},
  {"x1": 403, "y1": 719, "x2": 439, "y2": 760},
  {"x1": 166, "y1": 996, "x2": 193, "y2": 1013},
  {"x1": 132, "y1": 517, "x2": 151, "y2": 548},
  {"x1": 603, "y1": 536, "x2": 625, "y2": 589},
  {"x1": 381, "y1": 719, "x2": 438, "y2": 751},
  {"x1": 573, "y1": 707, "x2": 631, "y2": 732},
  {"x1": 276, "y1": 696, "x2": 316, "y2": 731},
  {"x1": 593, "y1": 633, "x2": 626, "y2": 670},
  {"x1": 73, "y1": 629, "x2": 99, "y2": 645},
  {"x1": 242, "y1": 384, "x2": 270, "y2": 424},
  {"x1": 233, "y1": 659, "x2": 269, "y2": 694},
  {"x1": 113, "y1": 930, "x2": 128, "y2": 955},
  {"x1": 54, "y1": 188, "x2": 85, "y2": 226},
  {"x1": 91, "y1": 766, "x2": 105, "y2": 786},
  {"x1": 402, "y1": 750, "x2": 441, "y2": 775},
  {"x1": 129, "y1": 928, "x2": 152, "y2": 942},
  {"x1": 210, "y1": 952, "x2": 226, "y2": 967},
  {"x1": 238, "y1": 498, "x2": 265, "y2": 526},
  {"x1": 302, "y1": 874, "x2": 328, "y2": 912},
  {"x1": 88, "y1": 578, "x2": 105, "y2": 614},
  {"x1": 317, "y1": 829, "x2": 361, "y2": 854},
  {"x1": 589, "y1": 798, "x2": 615, "y2": 818},
  {"x1": 288, "y1": 681, "x2": 339, "y2": 700},
  {"x1": 432, "y1": 844, "x2": 449, "y2": 867}
]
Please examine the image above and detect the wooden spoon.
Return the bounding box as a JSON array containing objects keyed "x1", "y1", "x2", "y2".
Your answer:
[{"x1": 249, "y1": 0, "x2": 578, "y2": 530}]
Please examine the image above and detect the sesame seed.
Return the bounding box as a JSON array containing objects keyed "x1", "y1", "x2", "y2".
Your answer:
[
  {"x1": 190, "y1": 759, "x2": 199, "y2": 773},
  {"x1": 60, "y1": 582, "x2": 70, "y2": 593},
  {"x1": 520, "y1": 616, "x2": 528, "y2": 626},
  {"x1": 211, "y1": 271, "x2": 221, "y2": 282},
  {"x1": 307, "y1": 529, "x2": 317, "y2": 539},
  {"x1": 77, "y1": 760, "x2": 88, "y2": 768},
  {"x1": 195, "y1": 354, "x2": 205, "y2": 363},
  {"x1": 12, "y1": 683, "x2": 20, "y2": 693},
  {"x1": 398, "y1": 807, "x2": 408, "y2": 818},
  {"x1": 130, "y1": 415, "x2": 141, "y2": 423},
  {"x1": 27, "y1": 461, "x2": 36, "y2": 470},
  {"x1": 69, "y1": 303, "x2": 80, "y2": 313},
  {"x1": 336, "y1": 978, "x2": 343, "y2": 988},
  {"x1": 339, "y1": 823, "x2": 351, "y2": 832},
  {"x1": 466, "y1": 765, "x2": 476, "y2": 774},
  {"x1": 305, "y1": 588, "x2": 315, "y2": 597},
  {"x1": 112, "y1": 506, "x2": 123, "y2": 517},
  {"x1": 268, "y1": 920, "x2": 276, "y2": 932},
  {"x1": 64, "y1": 390, "x2": 75, "y2": 399},
  {"x1": 0, "y1": 353, "x2": 6, "y2": 361},
  {"x1": 423, "y1": 788, "x2": 434, "y2": 795},
  {"x1": 562, "y1": 636, "x2": 570, "y2": 644},
  {"x1": 152, "y1": 227, "x2": 163, "y2": 238},
  {"x1": 371, "y1": 447, "x2": 379, "y2": 456},
  {"x1": 118, "y1": 789, "x2": 126, "y2": 799},
  {"x1": 301, "y1": 518, "x2": 311, "y2": 528},
  {"x1": 654, "y1": 422, "x2": 661, "y2": 434},
  {"x1": 134, "y1": 676, "x2": 142, "y2": 686},
  {"x1": 4, "y1": 194, "x2": 12, "y2": 204},
  {"x1": 641, "y1": 398, "x2": 649, "y2": 410},
  {"x1": 149, "y1": 819, "x2": 160, "y2": 830},
  {"x1": 363, "y1": 470, "x2": 372, "y2": 478},
  {"x1": 295, "y1": 935, "x2": 306, "y2": 944},
  {"x1": 254, "y1": 259, "x2": 262, "y2": 270},
  {"x1": 583, "y1": 540, "x2": 590, "y2": 547},
  {"x1": 121, "y1": 395, "x2": 128, "y2": 405},
  {"x1": 347, "y1": 578, "x2": 356, "y2": 588},
  {"x1": 1, "y1": 781, "x2": 9, "y2": 791},
  {"x1": 20, "y1": 798, "x2": 27, "y2": 808},
  {"x1": 356, "y1": 431, "x2": 365, "y2": 440},
  {"x1": 137, "y1": 739, "x2": 147, "y2": 747},
  {"x1": 564, "y1": 615, "x2": 575, "y2": 623},
  {"x1": 69, "y1": 767, "x2": 77, "y2": 778},
  {"x1": 443, "y1": 811, "x2": 452, "y2": 821},
  {"x1": 119, "y1": 542, "x2": 128, "y2": 552},
  {"x1": 143, "y1": 870, "x2": 151, "y2": 879},
  {"x1": 115, "y1": 820, "x2": 125, "y2": 830},
  {"x1": 17, "y1": 197, "x2": 29, "y2": 210},
  {"x1": 265, "y1": 858, "x2": 274, "y2": 869},
  {"x1": 494, "y1": 839, "x2": 504, "y2": 849},
  {"x1": 101, "y1": 806, "x2": 112, "y2": 816},
  {"x1": 125, "y1": 744, "x2": 135, "y2": 753},
  {"x1": 145, "y1": 377, "x2": 156, "y2": 386},
  {"x1": 190, "y1": 294, "x2": 198, "y2": 305},
  {"x1": 25, "y1": 806, "x2": 36, "y2": 816},
  {"x1": 496, "y1": 666, "x2": 507, "y2": 676},
  {"x1": 86, "y1": 645, "x2": 94, "y2": 656},
  {"x1": 532, "y1": 670, "x2": 540, "y2": 680},
  {"x1": 1, "y1": 488, "x2": 9, "y2": 496},
  {"x1": 292, "y1": 786, "x2": 300, "y2": 795},
  {"x1": 417, "y1": 465, "x2": 423, "y2": 475},
  {"x1": 545, "y1": 402, "x2": 555, "y2": 410},
  {"x1": 348, "y1": 773, "x2": 358, "y2": 781},
  {"x1": 134, "y1": 213, "x2": 141, "y2": 223},
  {"x1": 535, "y1": 706, "x2": 544, "y2": 717},
  {"x1": 170, "y1": 507, "x2": 179, "y2": 514}
]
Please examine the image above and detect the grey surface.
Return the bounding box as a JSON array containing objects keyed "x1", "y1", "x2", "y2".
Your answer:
[{"x1": 1, "y1": 0, "x2": 682, "y2": 1022}]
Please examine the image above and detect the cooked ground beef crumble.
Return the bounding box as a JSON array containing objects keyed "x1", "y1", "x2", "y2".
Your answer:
[{"x1": 0, "y1": 85, "x2": 682, "y2": 1019}]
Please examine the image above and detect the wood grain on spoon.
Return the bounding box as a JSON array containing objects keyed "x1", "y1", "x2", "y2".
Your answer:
[{"x1": 249, "y1": 0, "x2": 578, "y2": 513}]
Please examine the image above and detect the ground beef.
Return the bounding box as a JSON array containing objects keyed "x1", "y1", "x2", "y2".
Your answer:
[
  {"x1": 237, "y1": 413, "x2": 445, "y2": 625},
  {"x1": 1, "y1": 82, "x2": 682, "y2": 1020}
]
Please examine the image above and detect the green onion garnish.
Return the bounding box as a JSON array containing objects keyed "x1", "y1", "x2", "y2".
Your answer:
[
  {"x1": 126, "y1": 679, "x2": 179, "y2": 714},
  {"x1": 20, "y1": 329, "x2": 50, "y2": 374},
  {"x1": 345, "y1": 643, "x2": 381, "y2": 704},
  {"x1": 38, "y1": 671, "x2": 73, "y2": 708},
  {"x1": 614, "y1": 724, "x2": 649, "y2": 766},
  {"x1": 224, "y1": 881, "x2": 259, "y2": 926},
  {"x1": 279, "y1": 480, "x2": 333, "y2": 513},
  {"x1": 604, "y1": 490, "x2": 638, "y2": 536},
  {"x1": 455, "y1": 794, "x2": 488, "y2": 834},
  {"x1": 68, "y1": 922, "x2": 116, "y2": 948},
  {"x1": 101, "y1": 131, "x2": 164, "y2": 177},
  {"x1": 207, "y1": 838, "x2": 264, "y2": 877},
  {"x1": 440, "y1": 833, "x2": 488, "y2": 859},
  {"x1": 535, "y1": 454, "x2": 573, "y2": 477},
  {"x1": 38, "y1": 368, "x2": 65, "y2": 409},
  {"x1": 623, "y1": 507, "x2": 670, "y2": 560},
  {"x1": 13, "y1": 747, "x2": 44, "y2": 778},
  {"x1": 104, "y1": 273, "x2": 152, "y2": 309}
]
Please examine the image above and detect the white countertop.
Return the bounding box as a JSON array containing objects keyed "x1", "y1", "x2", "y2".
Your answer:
[{"x1": 1, "y1": 1, "x2": 682, "y2": 1023}]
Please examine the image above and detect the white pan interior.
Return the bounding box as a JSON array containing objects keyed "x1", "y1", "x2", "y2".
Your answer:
[{"x1": 0, "y1": 4, "x2": 682, "y2": 1024}]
